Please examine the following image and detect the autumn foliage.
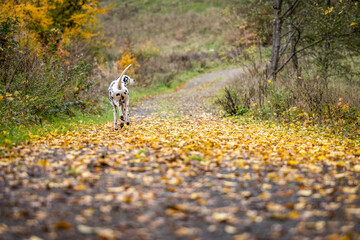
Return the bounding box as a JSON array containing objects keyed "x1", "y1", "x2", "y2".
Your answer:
[
  {"x1": 0, "y1": 0, "x2": 110, "y2": 129},
  {"x1": 0, "y1": 0, "x2": 110, "y2": 54},
  {"x1": 117, "y1": 47, "x2": 139, "y2": 76}
]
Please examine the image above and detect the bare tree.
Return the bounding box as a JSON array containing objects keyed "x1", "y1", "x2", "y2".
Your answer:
[
  {"x1": 270, "y1": 0, "x2": 283, "y2": 80},
  {"x1": 270, "y1": 0, "x2": 302, "y2": 80},
  {"x1": 286, "y1": 0, "x2": 300, "y2": 76}
]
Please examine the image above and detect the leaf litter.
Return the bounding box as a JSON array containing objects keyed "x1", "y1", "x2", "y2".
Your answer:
[{"x1": 0, "y1": 114, "x2": 359, "y2": 240}]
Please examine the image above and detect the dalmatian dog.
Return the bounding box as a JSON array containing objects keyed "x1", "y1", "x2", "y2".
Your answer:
[{"x1": 108, "y1": 64, "x2": 135, "y2": 130}]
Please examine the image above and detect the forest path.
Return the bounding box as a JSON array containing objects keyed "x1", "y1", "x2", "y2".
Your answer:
[
  {"x1": 132, "y1": 68, "x2": 241, "y2": 118},
  {"x1": 1, "y1": 69, "x2": 360, "y2": 240}
]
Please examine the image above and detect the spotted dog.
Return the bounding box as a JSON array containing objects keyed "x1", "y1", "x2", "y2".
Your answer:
[{"x1": 108, "y1": 64, "x2": 135, "y2": 130}]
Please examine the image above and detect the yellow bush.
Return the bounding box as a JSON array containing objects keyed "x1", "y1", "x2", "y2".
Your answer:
[
  {"x1": 0, "y1": 0, "x2": 110, "y2": 55},
  {"x1": 117, "y1": 49, "x2": 139, "y2": 76}
]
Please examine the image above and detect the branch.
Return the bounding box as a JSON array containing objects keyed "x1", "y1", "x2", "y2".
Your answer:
[
  {"x1": 274, "y1": 31, "x2": 356, "y2": 75},
  {"x1": 279, "y1": 14, "x2": 306, "y2": 58},
  {"x1": 279, "y1": 32, "x2": 294, "y2": 57},
  {"x1": 280, "y1": 0, "x2": 302, "y2": 19},
  {"x1": 274, "y1": 38, "x2": 322, "y2": 75}
]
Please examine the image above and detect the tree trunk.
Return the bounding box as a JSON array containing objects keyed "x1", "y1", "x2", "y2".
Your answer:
[
  {"x1": 321, "y1": 0, "x2": 331, "y2": 86},
  {"x1": 286, "y1": 1, "x2": 300, "y2": 76},
  {"x1": 270, "y1": 0, "x2": 283, "y2": 80},
  {"x1": 322, "y1": 0, "x2": 331, "y2": 68}
]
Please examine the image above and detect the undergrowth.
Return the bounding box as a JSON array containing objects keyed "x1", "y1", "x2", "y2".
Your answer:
[{"x1": 217, "y1": 65, "x2": 360, "y2": 139}]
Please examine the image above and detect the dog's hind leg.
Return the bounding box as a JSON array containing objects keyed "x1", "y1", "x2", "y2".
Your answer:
[
  {"x1": 109, "y1": 95, "x2": 118, "y2": 130},
  {"x1": 112, "y1": 105, "x2": 118, "y2": 130},
  {"x1": 125, "y1": 98, "x2": 130, "y2": 126},
  {"x1": 119, "y1": 101, "x2": 125, "y2": 129}
]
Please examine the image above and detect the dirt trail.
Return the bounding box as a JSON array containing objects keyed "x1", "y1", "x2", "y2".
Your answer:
[{"x1": 132, "y1": 68, "x2": 241, "y2": 118}]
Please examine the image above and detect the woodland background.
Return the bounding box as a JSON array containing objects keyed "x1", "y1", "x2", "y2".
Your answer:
[
  {"x1": 1, "y1": 2, "x2": 360, "y2": 239},
  {"x1": 0, "y1": 0, "x2": 359, "y2": 145}
]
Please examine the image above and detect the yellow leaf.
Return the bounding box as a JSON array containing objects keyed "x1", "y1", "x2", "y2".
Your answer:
[
  {"x1": 342, "y1": 187, "x2": 357, "y2": 194},
  {"x1": 345, "y1": 208, "x2": 360, "y2": 214},
  {"x1": 74, "y1": 184, "x2": 87, "y2": 191},
  {"x1": 196, "y1": 198, "x2": 208, "y2": 205},
  {"x1": 350, "y1": 22, "x2": 357, "y2": 26},
  {"x1": 233, "y1": 233, "x2": 251, "y2": 240},
  {"x1": 353, "y1": 165, "x2": 360, "y2": 172},
  {"x1": 37, "y1": 159, "x2": 48, "y2": 166},
  {"x1": 96, "y1": 228, "x2": 116, "y2": 240},
  {"x1": 190, "y1": 193, "x2": 200, "y2": 199},
  {"x1": 175, "y1": 227, "x2": 200, "y2": 236},
  {"x1": 325, "y1": 7, "x2": 333, "y2": 15},
  {"x1": 262, "y1": 183, "x2": 272, "y2": 190},
  {"x1": 288, "y1": 160, "x2": 298, "y2": 166},
  {"x1": 107, "y1": 187, "x2": 124, "y2": 193},
  {"x1": 224, "y1": 225, "x2": 237, "y2": 234},
  {"x1": 288, "y1": 211, "x2": 300, "y2": 219},
  {"x1": 29, "y1": 236, "x2": 43, "y2": 240},
  {"x1": 0, "y1": 224, "x2": 7, "y2": 235},
  {"x1": 3, "y1": 139, "x2": 12, "y2": 145},
  {"x1": 241, "y1": 191, "x2": 252, "y2": 198},
  {"x1": 298, "y1": 189, "x2": 312, "y2": 196},
  {"x1": 266, "y1": 202, "x2": 285, "y2": 212},
  {"x1": 212, "y1": 212, "x2": 229, "y2": 222}
]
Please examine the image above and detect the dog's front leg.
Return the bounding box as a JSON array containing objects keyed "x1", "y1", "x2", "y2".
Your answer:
[{"x1": 112, "y1": 105, "x2": 118, "y2": 130}]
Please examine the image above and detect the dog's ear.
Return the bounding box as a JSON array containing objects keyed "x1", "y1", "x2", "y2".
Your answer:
[{"x1": 123, "y1": 76, "x2": 128, "y2": 84}]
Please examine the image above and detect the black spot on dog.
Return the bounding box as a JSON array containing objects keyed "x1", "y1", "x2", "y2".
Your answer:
[
  {"x1": 120, "y1": 116, "x2": 125, "y2": 121},
  {"x1": 116, "y1": 93, "x2": 120, "y2": 96},
  {"x1": 121, "y1": 95, "x2": 124, "y2": 100},
  {"x1": 120, "y1": 123, "x2": 124, "y2": 128}
]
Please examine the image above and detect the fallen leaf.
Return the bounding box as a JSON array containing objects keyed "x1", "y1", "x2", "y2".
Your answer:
[
  {"x1": 298, "y1": 189, "x2": 312, "y2": 196},
  {"x1": 53, "y1": 221, "x2": 72, "y2": 230},
  {"x1": 96, "y1": 228, "x2": 116, "y2": 240}
]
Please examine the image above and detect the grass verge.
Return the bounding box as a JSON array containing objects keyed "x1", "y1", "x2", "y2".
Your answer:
[{"x1": 0, "y1": 110, "x2": 109, "y2": 149}]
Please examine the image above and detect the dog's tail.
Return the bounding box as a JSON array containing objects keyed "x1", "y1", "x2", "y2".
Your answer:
[{"x1": 117, "y1": 64, "x2": 132, "y2": 89}]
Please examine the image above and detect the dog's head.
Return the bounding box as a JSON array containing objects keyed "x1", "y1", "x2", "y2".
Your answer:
[{"x1": 122, "y1": 75, "x2": 135, "y2": 86}]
